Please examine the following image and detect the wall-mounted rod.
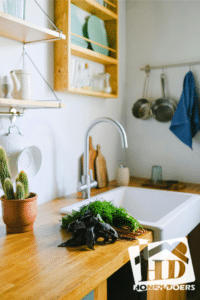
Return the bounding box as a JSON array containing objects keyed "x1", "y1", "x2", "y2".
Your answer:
[
  {"x1": 0, "y1": 108, "x2": 24, "y2": 123},
  {"x1": 140, "y1": 61, "x2": 200, "y2": 72},
  {"x1": 0, "y1": 112, "x2": 23, "y2": 117}
]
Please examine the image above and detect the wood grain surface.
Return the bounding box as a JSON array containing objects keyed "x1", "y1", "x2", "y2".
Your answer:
[
  {"x1": 0, "y1": 176, "x2": 199, "y2": 300},
  {"x1": 0, "y1": 179, "x2": 153, "y2": 300},
  {"x1": 95, "y1": 145, "x2": 108, "y2": 188}
]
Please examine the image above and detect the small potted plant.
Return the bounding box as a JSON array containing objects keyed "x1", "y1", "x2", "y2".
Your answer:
[{"x1": 0, "y1": 147, "x2": 37, "y2": 234}]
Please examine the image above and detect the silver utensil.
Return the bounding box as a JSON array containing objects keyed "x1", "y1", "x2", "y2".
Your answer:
[
  {"x1": 132, "y1": 72, "x2": 151, "y2": 120},
  {"x1": 151, "y1": 74, "x2": 177, "y2": 122}
]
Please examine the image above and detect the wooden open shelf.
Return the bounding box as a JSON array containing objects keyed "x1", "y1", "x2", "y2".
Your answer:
[
  {"x1": 71, "y1": 44, "x2": 117, "y2": 65},
  {"x1": 71, "y1": 0, "x2": 118, "y2": 21},
  {"x1": 68, "y1": 87, "x2": 117, "y2": 98},
  {"x1": 54, "y1": 0, "x2": 118, "y2": 98},
  {"x1": 0, "y1": 11, "x2": 65, "y2": 110},
  {"x1": 0, "y1": 11, "x2": 66, "y2": 44},
  {"x1": 0, "y1": 98, "x2": 64, "y2": 109}
]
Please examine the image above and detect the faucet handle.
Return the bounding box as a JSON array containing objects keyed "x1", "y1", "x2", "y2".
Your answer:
[{"x1": 89, "y1": 169, "x2": 98, "y2": 189}]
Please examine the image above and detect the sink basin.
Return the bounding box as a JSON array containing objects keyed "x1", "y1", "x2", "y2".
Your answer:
[{"x1": 60, "y1": 186, "x2": 200, "y2": 242}]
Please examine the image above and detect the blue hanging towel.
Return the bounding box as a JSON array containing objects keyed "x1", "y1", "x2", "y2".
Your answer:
[{"x1": 169, "y1": 71, "x2": 199, "y2": 149}]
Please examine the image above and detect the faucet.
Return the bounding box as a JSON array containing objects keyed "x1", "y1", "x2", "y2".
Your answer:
[{"x1": 78, "y1": 117, "x2": 128, "y2": 199}]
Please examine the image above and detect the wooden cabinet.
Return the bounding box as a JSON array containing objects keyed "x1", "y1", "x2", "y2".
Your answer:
[{"x1": 54, "y1": 0, "x2": 118, "y2": 98}]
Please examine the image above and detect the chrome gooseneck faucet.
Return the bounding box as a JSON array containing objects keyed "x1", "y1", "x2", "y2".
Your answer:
[{"x1": 78, "y1": 117, "x2": 128, "y2": 199}]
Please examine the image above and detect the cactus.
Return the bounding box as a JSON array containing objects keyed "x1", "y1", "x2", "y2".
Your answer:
[
  {"x1": 16, "y1": 171, "x2": 29, "y2": 198},
  {"x1": 4, "y1": 178, "x2": 15, "y2": 200},
  {"x1": 0, "y1": 147, "x2": 11, "y2": 193},
  {"x1": 0, "y1": 147, "x2": 30, "y2": 200},
  {"x1": 16, "y1": 181, "x2": 25, "y2": 200}
]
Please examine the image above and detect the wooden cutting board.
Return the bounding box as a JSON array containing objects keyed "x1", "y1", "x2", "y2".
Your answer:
[
  {"x1": 81, "y1": 136, "x2": 97, "y2": 179},
  {"x1": 95, "y1": 144, "x2": 108, "y2": 188}
]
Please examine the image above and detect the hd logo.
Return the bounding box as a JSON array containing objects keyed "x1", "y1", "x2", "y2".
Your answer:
[{"x1": 128, "y1": 237, "x2": 195, "y2": 291}]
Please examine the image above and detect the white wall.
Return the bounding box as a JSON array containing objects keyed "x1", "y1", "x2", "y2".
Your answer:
[
  {"x1": 126, "y1": 0, "x2": 200, "y2": 183},
  {"x1": 0, "y1": 0, "x2": 127, "y2": 216}
]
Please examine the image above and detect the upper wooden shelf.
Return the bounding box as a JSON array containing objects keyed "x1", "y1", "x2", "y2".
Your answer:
[
  {"x1": 71, "y1": 0, "x2": 118, "y2": 21},
  {"x1": 71, "y1": 43, "x2": 117, "y2": 65},
  {"x1": 0, "y1": 98, "x2": 64, "y2": 109},
  {"x1": 68, "y1": 87, "x2": 117, "y2": 98},
  {"x1": 0, "y1": 11, "x2": 66, "y2": 44}
]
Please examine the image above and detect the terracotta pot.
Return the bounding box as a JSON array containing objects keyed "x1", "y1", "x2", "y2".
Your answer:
[{"x1": 1, "y1": 193, "x2": 37, "y2": 234}]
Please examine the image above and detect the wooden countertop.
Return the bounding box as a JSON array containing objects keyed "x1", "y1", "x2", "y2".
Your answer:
[
  {"x1": 0, "y1": 177, "x2": 199, "y2": 300},
  {"x1": 0, "y1": 178, "x2": 153, "y2": 300}
]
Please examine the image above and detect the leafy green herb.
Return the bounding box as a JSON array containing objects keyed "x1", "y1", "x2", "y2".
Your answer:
[{"x1": 62, "y1": 200, "x2": 143, "y2": 232}]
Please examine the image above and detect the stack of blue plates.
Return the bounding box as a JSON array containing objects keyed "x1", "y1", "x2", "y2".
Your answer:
[
  {"x1": 86, "y1": 15, "x2": 109, "y2": 56},
  {"x1": 71, "y1": 4, "x2": 88, "y2": 48}
]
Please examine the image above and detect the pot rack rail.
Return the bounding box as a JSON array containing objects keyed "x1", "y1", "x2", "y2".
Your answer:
[{"x1": 140, "y1": 61, "x2": 200, "y2": 73}]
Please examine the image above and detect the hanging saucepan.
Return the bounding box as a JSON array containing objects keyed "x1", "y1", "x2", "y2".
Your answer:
[
  {"x1": 132, "y1": 72, "x2": 151, "y2": 120},
  {"x1": 151, "y1": 74, "x2": 177, "y2": 122}
]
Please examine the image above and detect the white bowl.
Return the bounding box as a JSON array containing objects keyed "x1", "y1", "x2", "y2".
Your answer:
[
  {"x1": 17, "y1": 146, "x2": 42, "y2": 178},
  {"x1": 0, "y1": 133, "x2": 27, "y2": 179}
]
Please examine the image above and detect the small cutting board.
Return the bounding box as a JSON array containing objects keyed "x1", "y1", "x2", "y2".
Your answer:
[
  {"x1": 95, "y1": 144, "x2": 108, "y2": 188},
  {"x1": 81, "y1": 136, "x2": 97, "y2": 179}
]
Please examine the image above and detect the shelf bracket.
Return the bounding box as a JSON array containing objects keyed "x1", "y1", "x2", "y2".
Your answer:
[
  {"x1": 33, "y1": 0, "x2": 62, "y2": 34},
  {"x1": 24, "y1": 48, "x2": 62, "y2": 105},
  {"x1": 23, "y1": 44, "x2": 26, "y2": 69}
]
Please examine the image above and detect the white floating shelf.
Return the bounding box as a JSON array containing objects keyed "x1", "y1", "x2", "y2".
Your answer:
[
  {"x1": 0, "y1": 11, "x2": 66, "y2": 43},
  {"x1": 0, "y1": 98, "x2": 65, "y2": 109}
]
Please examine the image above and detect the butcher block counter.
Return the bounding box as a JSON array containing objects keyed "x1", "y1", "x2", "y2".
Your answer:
[{"x1": 0, "y1": 177, "x2": 199, "y2": 300}]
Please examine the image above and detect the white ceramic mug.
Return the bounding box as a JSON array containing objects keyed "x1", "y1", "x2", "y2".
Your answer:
[
  {"x1": 116, "y1": 166, "x2": 130, "y2": 186},
  {"x1": 10, "y1": 69, "x2": 33, "y2": 100}
]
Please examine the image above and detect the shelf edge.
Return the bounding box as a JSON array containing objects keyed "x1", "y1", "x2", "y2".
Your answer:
[
  {"x1": 68, "y1": 88, "x2": 118, "y2": 98},
  {"x1": 0, "y1": 11, "x2": 66, "y2": 43},
  {"x1": 0, "y1": 98, "x2": 65, "y2": 108},
  {"x1": 71, "y1": 0, "x2": 118, "y2": 21},
  {"x1": 71, "y1": 44, "x2": 117, "y2": 65}
]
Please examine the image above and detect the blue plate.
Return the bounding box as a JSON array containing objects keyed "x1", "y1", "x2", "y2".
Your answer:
[
  {"x1": 86, "y1": 15, "x2": 109, "y2": 56},
  {"x1": 94, "y1": 0, "x2": 104, "y2": 5},
  {"x1": 71, "y1": 4, "x2": 88, "y2": 48}
]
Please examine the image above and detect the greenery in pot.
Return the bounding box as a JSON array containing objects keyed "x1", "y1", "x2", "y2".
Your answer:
[
  {"x1": 0, "y1": 147, "x2": 29, "y2": 199},
  {"x1": 0, "y1": 147, "x2": 37, "y2": 233}
]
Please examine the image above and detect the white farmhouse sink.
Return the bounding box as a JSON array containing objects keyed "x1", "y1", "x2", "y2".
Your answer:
[{"x1": 60, "y1": 186, "x2": 200, "y2": 242}]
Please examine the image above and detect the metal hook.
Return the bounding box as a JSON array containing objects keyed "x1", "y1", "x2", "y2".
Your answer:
[
  {"x1": 7, "y1": 108, "x2": 23, "y2": 136},
  {"x1": 144, "y1": 65, "x2": 151, "y2": 75},
  {"x1": 10, "y1": 108, "x2": 17, "y2": 124},
  {"x1": 7, "y1": 124, "x2": 23, "y2": 136}
]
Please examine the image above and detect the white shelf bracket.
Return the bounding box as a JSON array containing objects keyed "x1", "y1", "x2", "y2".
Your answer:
[
  {"x1": 23, "y1": 44, "x2": 26, "y2": 69},
  {"x1": 33, "y1": 0, "x2": 62, "y2": 35},
  {"x1": 23, "y1": 48, "x2": 62, "y2": 105}
]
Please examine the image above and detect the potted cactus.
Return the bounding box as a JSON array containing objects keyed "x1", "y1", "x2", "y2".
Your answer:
[{"x1": 0, "y1": 147, "x2": 37, "y2": 233}]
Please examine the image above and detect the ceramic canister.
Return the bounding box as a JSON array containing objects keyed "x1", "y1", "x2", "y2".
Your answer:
[
  {"x1": 116, "y1": 164, "x2": 130, "y2": 186},
  {"x1": 10, "y1": 69, "x2": 33, "y2": 100}
]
